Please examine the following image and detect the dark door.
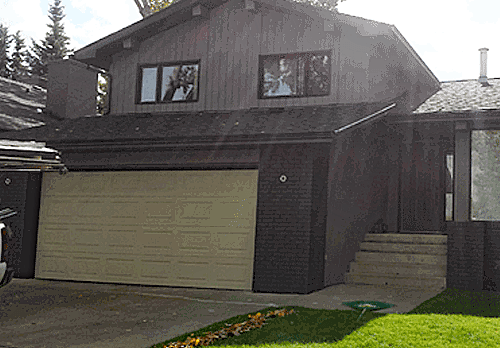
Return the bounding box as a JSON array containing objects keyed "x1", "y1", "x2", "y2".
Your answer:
[{"x1": 399, "y1": 133, "x2": 446, "y2": 232}]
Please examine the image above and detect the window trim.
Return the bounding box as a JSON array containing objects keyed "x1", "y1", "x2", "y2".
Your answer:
[
  {"x1": 258, "y1": 50, "x2": 332, "y2": 100},
  {"x1": 136, "y1": 60, "x2": 201, "y2": 104}
]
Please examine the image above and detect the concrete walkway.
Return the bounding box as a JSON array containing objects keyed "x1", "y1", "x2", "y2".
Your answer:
[{"x1": 0, "y1": 279, "x2": 443, "y2": 348}]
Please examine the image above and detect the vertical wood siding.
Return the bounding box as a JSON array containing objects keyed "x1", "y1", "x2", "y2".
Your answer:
[
  {"x1": 108, "y1": 0, "x2": 435, "y2": 114},
  {"x1": 324, "y1": 122, "x2": 398, "y2": 285}
]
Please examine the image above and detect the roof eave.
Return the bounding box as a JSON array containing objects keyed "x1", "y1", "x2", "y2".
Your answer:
[
  {"x1": 389, "y1": 25, "x2": 440, "y2": 89},
  {"x1": 73, "y1": 0, "x2": 376, "y2": 70},
  {"x1": 74, "y1": 0, "x2": 226, "y2": 68}
]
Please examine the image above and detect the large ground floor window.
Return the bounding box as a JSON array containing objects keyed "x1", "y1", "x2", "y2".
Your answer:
[{"x1": 471, "y1": 130, "x2": 500, "y2": 220}]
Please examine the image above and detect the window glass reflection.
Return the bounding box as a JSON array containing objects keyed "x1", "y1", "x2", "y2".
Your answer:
[{"x1": 471, "y1": 130, "x2": 500, "y2": 220}]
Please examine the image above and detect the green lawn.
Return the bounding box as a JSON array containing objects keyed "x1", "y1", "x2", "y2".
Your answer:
[{"x1": 151, "y1": 288, "x2": 500, "y2": 348}]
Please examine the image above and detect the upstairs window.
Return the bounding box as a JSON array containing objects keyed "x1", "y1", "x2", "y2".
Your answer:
[
  {"x1": 137, "y1": 61, "x2": 200, "y2": 104},
  {"x1": 259, "y1": 50, "x2": 331, "y2": 99}
]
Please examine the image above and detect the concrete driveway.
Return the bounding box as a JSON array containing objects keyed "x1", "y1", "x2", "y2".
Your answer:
[{"x1": 0, "y1": 279, "x2": 443, "y2": 348}]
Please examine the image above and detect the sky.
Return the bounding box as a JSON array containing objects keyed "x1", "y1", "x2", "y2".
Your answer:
[{"x1": 0, "y1": 0, "x2": 499, "y2": 82}]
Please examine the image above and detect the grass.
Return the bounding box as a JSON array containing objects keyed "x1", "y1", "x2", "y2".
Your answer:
[{"x1": 150, "y1": 288, "x2": 500, "y2": 348}]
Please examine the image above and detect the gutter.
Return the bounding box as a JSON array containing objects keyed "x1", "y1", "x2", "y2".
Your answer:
[
  {"x1": 45, "y1": 133, "x2": 335, "y2": 153},
  {"x1": 333, "y1": 103, "x2": 397, "y2": 134}
]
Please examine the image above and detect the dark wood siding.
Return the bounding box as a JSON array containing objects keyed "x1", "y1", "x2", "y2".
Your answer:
[
  {"x1": 107, "y1": 0, "x2": 436, "y2": 114},
  {"x1": 398, "y1": 124, "x2": 453, "y2": 232},
  {"x1": 324, "y1": 121, "x2": 398, "y2": 285}
]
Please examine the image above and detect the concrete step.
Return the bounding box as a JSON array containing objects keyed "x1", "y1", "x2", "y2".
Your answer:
[
  {"x1": 359, "y1": 242, "x2": 447, "y2": 255},
  {"x1": 345, "y1": 273, "x2": 446, "y2": 290},
  {"x1": 365, "y1": 233, "x2": 447, "y2": 245},
  {"x1": 349, "y1": 261, "x2": 446, "y2": 278},
  {"x1": 355, "y1": 251, "x2": 447, "y2": 266}
]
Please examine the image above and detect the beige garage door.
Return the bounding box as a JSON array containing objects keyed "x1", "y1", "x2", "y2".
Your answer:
[{"x1": 35, "y1": 170, "x2": 258, "y2": 290}]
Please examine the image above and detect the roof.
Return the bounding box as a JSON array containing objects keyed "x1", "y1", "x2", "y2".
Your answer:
[
  {"x1": 0, "y1": 97, "x2": 402, "y2": 147},
  {"x1": 0, "y1": 77, "x2": 58, "y2": 131},
  {"x1": 414, "y1": 78, "x2": 500, "y2": 114},
  {"x1": 76, "y1": 0, "x2": 338, "y2": 68},
  {"x1": 0, "y1": 139, "x2": 66, "y2": 172},
  {"x1": 74, "y1": 0, "x2": 431, "y2": 79}
]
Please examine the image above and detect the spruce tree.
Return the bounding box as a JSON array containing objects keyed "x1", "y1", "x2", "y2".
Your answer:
[
  {"x1": 29, "y1": 0, "x2": 72, "y2": 77},
  {"x1": 9, "y1": 31, "x2": 28, "y2": 80},
  {"x1": 0, "y1": 24, "x2": 12, "y2": 78}
]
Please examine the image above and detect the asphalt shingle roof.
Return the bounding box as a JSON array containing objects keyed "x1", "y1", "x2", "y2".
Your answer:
[
  {"x1": 0, "y1": 77, "x2": 58, "y2": 130},
  {"x1": 0, "y1": 98, "x2": 400, "y2": 144},
  {"x1": 414, "y1": 78, "x2": 500, "y2": 114}
]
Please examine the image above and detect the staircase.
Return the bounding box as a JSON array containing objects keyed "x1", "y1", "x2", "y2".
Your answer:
[{"x1": 345, "y1": 233, "x2": 447, "y2": 290}]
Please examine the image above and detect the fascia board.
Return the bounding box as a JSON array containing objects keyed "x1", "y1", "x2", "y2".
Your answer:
[
  {"x1": 389, "y1": 25, "x2": 440, "y2": 88},
  {"x1": 74, "y1": 0, "x2": 224, "y2": 63}
]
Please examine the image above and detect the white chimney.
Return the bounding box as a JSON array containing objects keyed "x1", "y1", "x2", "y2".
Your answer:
[{"x1": 479, "y1": 48, "x2": 489, "y2": 85}]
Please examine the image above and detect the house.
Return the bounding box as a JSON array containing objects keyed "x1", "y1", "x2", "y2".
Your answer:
[
  {"x1": 0, "y1": 0, "x2": 447, "y2": 294},
  {"x1": 0, "y1": 139, "x2": 66, "y2": 279},
  {"x1": 0, "y1": 77, "x2": 66, "y2": 279}
]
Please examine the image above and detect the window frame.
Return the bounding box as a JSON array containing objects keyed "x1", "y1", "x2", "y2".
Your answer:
[
  {"x1": 136, "y1": 60, "x2": 201, "y2": 104},
  {"x1": 258, "y1": 50, "x2": 332, "y2": 100}
]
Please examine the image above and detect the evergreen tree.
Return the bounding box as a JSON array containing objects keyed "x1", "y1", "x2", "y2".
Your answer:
[
  {"x1": 290, "y1": 0, "x2": 346, "y2": 11},
  {"x1": 137, "y1": 0, "x2": 346, "y2": 16},
  {"x1": 0, "y1": 24, "x2": 12, "y2": 78},
  {"x1": 29, "y1": 0, "x2": 72, "y2": 77},
  {"x1": 9, "y1": 31, "x2": 28, "y2": 80},
  {"x1": 150, "y1": 0, "x2": 177, "y2": 13},
  {"x1": 96, "y1": 74, "x2": 109, "y2": 115}
]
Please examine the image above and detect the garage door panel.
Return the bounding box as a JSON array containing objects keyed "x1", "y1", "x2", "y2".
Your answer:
[
  {"x1": 177, "y1": 230, "x2": 211, "y2": 254},
  {"x1": 72, "y1": 254, "x2": 102, "y2": 278},
  {"x1": 72, "y1": 227, "x2": 102, "y2": 249},
  {"x1": 213, "y1": 261, "x2": 251, "y2": 286},
  {"x1": 106, "y1": 228, "x2": 138, "y2": 255},
  {"x1": 215, "y1": 232, "x2": 254, "y2": 257},
  {"x1": 139, "y1": 258, "x2": 175, "y2": 281},
  {"x1": 178, "y1": 201, "x2": 212, "y2": 220},
  {"x1": 37, "y1": 170, "x2": 258, "y2": 290},
  {"x1": 177, "y1": 259, "x2": 210, "y2": 282},
  {"x1": 109, "y1": 172, "x2": 181, "y2": 195},
  {"x1": 35, "y1": 252, "x2": 70, "y2": 277},
  {"x1": 104, "y1": 256, "x2": 137, "y2": 280},
  {"x1": 142, "y1": 228, "x2": 176, "y2": 254},
  {"x1": 37, "y1": 226, "x2": 70, "y2": 252},
  {"x1": 42, "y1": 173, "x2": 109, "y2": 195},
  {"x1": 143, "y1": 201, "x2": 175, "y2": 223}
]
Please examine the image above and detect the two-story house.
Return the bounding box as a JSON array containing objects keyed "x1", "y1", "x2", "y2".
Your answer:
[{"x1": 0, "y1": 0, "x2": 449, "y2": 294}]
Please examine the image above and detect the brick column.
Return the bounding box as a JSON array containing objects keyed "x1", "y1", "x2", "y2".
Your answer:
[{"x1": 446, "y1": 221, "x2": 485, "y2": 291}]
